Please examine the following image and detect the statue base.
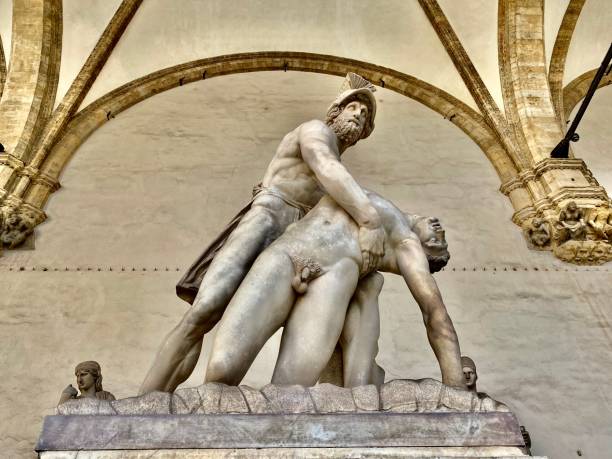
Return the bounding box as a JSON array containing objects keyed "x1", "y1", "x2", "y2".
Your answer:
[
  {"x1": 37, "y1": 380, "x2": 545, "y2": 458},
  {"x1": 39, "y1": 449, "x2": 545, "y2": 459},
  {"x1": 37, "y1": 412, "x2": 542, "y2": 458}
]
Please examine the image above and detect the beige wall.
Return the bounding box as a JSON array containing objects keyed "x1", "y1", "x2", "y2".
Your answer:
[{"x1": 1, "y1": 72, "x2": 612, "y2": 458}]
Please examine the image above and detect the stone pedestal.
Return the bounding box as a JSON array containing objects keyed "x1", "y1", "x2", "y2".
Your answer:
[
  {"x1": 36, "y1": 380, "x2": 545, "y2": 458},
  {"x1": 37, "y1": 412, "x2": 541, "y2": 458}
]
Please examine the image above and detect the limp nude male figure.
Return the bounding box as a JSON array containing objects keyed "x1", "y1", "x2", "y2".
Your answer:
[
  {"x1": 140, "y1": 74, "x2": 386, "y2": 394},
  {"x1": 205, "y1": 191, "x2": 466, "y2": 389}
]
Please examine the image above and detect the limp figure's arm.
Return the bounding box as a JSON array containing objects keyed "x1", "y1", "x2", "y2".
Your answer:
[
  {"x1": 299, "y1": 120, "x2": 384, "y2": 273},
  {"x1": 395, "y1": 235, "x2": 466, "y2": 389}
]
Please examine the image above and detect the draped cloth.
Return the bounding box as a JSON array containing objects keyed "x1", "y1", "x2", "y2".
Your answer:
[
  {"x1": 176, "y1": 185, "x2": 311, "y2": 305},
  {"x1": 176, "y1": 198, "x2": 254, "y2": 305}
]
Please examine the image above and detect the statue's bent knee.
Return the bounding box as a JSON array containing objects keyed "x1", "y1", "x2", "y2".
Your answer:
[
  {"x1": 362, "y1": 271, "x2": 384, "y2": 292},
  {"x1": 182, "y1": 298, "x2": 224, "y2": 331},
  {"x1": 206, "y1": 353, "x2": 236, "y2": 383}
]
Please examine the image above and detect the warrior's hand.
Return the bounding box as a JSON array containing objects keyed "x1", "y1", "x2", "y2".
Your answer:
[
  {"x1": 359, "y1": 225, "x2": 385, "y2": 275},
  {"x1": 62, "y1": 384, "x2": 78, "y2": 397}
]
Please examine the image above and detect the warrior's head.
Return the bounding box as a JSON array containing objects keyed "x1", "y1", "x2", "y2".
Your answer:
[{"x1": 326, "y1": 73, "x2": 377, "y2": 148}]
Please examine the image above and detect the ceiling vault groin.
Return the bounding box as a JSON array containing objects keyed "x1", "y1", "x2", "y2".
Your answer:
[
  {"x1": 548, "y1": 0, "x2": 585, "y2": 123},
  {"x1": 419, "y1": 0, "x2": 526, "y2": 171}
]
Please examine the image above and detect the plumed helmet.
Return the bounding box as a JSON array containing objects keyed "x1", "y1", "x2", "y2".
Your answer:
[{"x1": 326, "y1": 73, "x2": 377, "y2": 139}]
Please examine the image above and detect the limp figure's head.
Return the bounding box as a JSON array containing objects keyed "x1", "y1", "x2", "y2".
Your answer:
[{"x1": 411, "y1": 215, "x2": 450, "y2": 273}]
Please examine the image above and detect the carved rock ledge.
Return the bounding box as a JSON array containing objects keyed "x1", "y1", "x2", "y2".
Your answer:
[{"x1": 57, "y1": 378, "x2": 507, "y2": 416}]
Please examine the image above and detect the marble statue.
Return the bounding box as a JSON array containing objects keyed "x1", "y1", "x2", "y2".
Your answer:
[
  {"x1": 322, "y1": 215, "x2": 451, "y2": 388},
  {"x1": 526, "y1": 217, "x2": 551, "y2": 248},
  {"x1": 204, "y1": 191, "x2": 466, "y2": 389},
  {"x1": 587, "y1": 206, "x2": 612, "y2": 240},
  {"x1": 557, "y1": 201, "x2": 586, "y2": 242},
  {"x1": 140, "y1": 73, "x2": 385, "y2": 394},
  {"x1": 0, "y1": 205, "x2": 39, "y2": 249},
  {"x1": 58, "y1": 361, "x2": 115, "y2": 405},
  {"x1": 460, "y1": 355, "x2": 533, "y2": 452},
  {"x1": 461, "y1": 355, "x2": 478, "y2": 392}
]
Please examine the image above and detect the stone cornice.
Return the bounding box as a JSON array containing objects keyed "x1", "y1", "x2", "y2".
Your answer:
[
  {"x1": 31, "y1": 171, "x2": 60, "y2": 192},
  {"x1": 533, "y1": 158, "x2": 598, "y2": 185},
  {"x1": 0, "y1": 154, "x2": 25, "y2": 171},
  {"x1": 500, "y1": 158, "x2": 601, "y2": 196},
  {"x1": 548, "y1": 187, "x2": 609, "y2": 206}
]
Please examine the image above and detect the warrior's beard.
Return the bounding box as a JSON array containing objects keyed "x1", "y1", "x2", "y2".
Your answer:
[{"x1": 330, "y1": 115, "x2": 363, "y2": 146}]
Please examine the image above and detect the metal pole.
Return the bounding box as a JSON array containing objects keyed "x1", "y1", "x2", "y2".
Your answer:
[{"x1": 551, "y1": 42, "x2": 612, "y2": 158}]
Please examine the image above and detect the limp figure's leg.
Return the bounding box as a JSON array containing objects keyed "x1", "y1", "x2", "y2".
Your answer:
[
  {"x1": 341, "y1": 272, "x2": 386, "y2": 387},
  {"x1": 272, "y1": 258, "x2": 360, "y2": 386},
  {"x1": 140, "y1": 197, "x2": 296, "y2": 394},
  {"x1": 205, "y1": 249, "x2": 296, "y2": 385}
]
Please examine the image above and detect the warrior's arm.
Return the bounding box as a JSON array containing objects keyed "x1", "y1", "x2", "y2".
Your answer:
[
  {"x1": 299, "y1": 121, "x2": 384, "y2": 272},
  {"x1": 299, "y1": 121, "x2": 380, "y2": 228},
  {"x1": 394, "y1": 236, "x2": 465, "y2": 388}
]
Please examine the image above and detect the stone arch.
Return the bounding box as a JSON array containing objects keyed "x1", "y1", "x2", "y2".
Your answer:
[{"x1": 27, "y1": 51, "x2": 519, "y2": 208}]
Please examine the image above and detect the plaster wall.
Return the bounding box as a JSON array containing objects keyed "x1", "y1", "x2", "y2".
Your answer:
[{"x1": 1, "y1": 72, "x2": 611, "y2": 458}]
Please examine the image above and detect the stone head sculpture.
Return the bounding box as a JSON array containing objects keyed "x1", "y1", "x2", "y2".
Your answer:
[
  {"x1": 325, "y1": 73, "x2": 377, "y2": 147},
  {"x1": 59, "y1": 360, "x2": 115, "y2": 405},
  {"x1": 75, "y1": 360, "x2": 104, "y2": 395},
  {"x1": 461, "y1": 356, "x2": 477, "y2": 392}
]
